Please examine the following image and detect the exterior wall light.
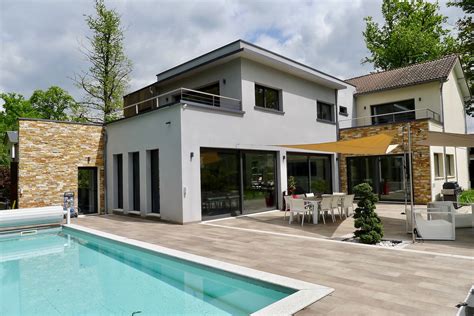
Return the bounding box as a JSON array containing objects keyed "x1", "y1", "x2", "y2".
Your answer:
[{"x1": 190, "y1": 152, "x2": 194, "y2": 160}]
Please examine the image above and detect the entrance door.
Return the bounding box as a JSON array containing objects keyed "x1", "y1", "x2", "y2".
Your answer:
[{"x1": 78, "y1": 167, "x2": 98, "y2": 214}]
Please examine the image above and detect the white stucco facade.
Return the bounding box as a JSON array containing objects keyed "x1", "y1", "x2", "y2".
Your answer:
[{"x1": 106, "y1": 46, "x2": 349, "y2": 223}]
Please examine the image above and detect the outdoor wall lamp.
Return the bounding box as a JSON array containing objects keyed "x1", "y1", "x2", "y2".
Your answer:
[
  {"x1": 165, "y1": 121, "x2": 171, "y2": 126},
  {"x1": 190, "y1": 152, "x2": 194, "y2": 160},
  {"x1": 282, "y1": 155, "x2": 286, "y2": 160},
  {"x1": 223, "y1": 78, "x2": 226, "y2": 85}
]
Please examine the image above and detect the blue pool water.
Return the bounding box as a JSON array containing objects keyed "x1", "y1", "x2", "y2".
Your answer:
[{"x1": 0, "y1": 227, "x2": 294, "y2": 315}]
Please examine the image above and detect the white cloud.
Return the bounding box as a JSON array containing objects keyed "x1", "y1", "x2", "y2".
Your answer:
[{"x1": 0, "y1": 0, "x2": 465, "y2": 102}]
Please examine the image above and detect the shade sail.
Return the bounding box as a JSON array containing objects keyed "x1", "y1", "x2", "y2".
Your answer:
[
  {"x1": 279, "y1": 133, "x2": 397, "y2": 155},
  {"x1": 417, "y1": 131, "x2": 474, "y2": 147}
]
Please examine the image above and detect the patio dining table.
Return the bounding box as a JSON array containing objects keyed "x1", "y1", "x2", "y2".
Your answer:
[{"x1": 302, "y1": 194, "x2": 347, "y2": 224}]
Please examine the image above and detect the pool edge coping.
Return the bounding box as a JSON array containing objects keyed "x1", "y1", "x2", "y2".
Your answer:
[{"x1": 65, "y1": 224, "x2": 334, "y2": 315}]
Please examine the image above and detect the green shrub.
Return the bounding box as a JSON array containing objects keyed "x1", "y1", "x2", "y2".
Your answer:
[
  {"x1": 460, "y1": 190, "x2": 474, "y2": 204},
  {"x1": 353, "y1": 183, "x2": 384, "y2": 244}
]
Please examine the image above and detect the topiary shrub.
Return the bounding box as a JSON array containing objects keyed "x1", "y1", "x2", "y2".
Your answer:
[{"x1": 353, "y1": 183, "x2": 383, "y2": 244}]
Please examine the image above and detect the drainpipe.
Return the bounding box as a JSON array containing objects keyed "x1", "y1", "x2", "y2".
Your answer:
[
  {"x1": 440, "y1": 82, "x2": 448, "y2": 184},
  {"x1": 103, "y1": 126, "x2": 108, "y2": 215},
  {"x1": 335, "y1": 89, "x2": 341, "y2": 192}
]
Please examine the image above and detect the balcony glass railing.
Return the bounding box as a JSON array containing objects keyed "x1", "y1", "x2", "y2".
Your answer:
[
  {"x1": 339, "y1": 108, "x2": 442, "y2": 128},
  {"x1": 120, "y1": 88, "x2": 242, "y2": 118}
]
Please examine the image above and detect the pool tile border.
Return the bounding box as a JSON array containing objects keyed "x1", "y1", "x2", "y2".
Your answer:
[{"x1": 66, "y1": 224, "x2": 334, "y2": 315}]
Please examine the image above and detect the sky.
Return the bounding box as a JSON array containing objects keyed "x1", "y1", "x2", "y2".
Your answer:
[{"x1": 0, "y1": 0, "x2": 472, "y2": 131}]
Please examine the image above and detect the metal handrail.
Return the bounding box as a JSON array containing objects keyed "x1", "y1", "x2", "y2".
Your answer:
[
  {"x1": 122, "y1": 87, "x2": 241, "y2": 111},
  {"x1": 339, "y1": 108, "x2": 442, "y2": 127}
]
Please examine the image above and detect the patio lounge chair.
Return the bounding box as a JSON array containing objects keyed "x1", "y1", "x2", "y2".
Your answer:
[
  {"x1": 289, "y1": 198, "x2": 310, "y2": 227},
  {"x1": 428, "y1": 201, "x2": 473, "y2": 228},
  {"x1": 413, "y1": 208, "x2": 455, "y2": 240}
]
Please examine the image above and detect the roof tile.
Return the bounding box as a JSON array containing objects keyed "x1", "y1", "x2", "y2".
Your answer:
[{"x1": 346, "y1": 55, "x2": 458, "y2": 95}]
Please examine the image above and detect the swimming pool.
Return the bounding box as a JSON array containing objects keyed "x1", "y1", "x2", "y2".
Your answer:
[{"x1": 0, "y1": 225, "x2": 332, "y2": 315}]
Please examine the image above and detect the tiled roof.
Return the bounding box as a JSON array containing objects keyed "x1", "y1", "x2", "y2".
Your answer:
[{"x1": 346, "y1": 55, "x2": 458, "y2": 95}]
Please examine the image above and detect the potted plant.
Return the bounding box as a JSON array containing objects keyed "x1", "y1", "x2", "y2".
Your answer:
[
  {"x1": 353, "y1": 183, "x2": 384, "y2": 244},
  {"x1": 287, "y1": 176, "x2": 297, "y2": 195}
]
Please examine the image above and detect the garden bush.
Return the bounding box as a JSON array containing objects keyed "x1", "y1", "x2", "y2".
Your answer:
[{"x1": 353, "y1": 183, "x2": 384, "y2": 244}]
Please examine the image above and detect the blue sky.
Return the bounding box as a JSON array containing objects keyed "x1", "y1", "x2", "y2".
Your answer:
[{"x1": 0, "y1": 0, "x2": 472, "y2": 131}]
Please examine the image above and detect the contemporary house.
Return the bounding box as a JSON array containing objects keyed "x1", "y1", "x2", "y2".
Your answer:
[
  {"x1": 107, "y1": 40, "x2": 350, "y2": 223},
  {"x1": 340, "y1": 55, "x2": 471, "y2": 204},
  {"x1": 6, "y1": 41, "x2": 471, "y2": 223}
]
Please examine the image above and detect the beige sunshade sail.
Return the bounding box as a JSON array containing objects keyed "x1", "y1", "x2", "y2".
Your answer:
[
  {"x1": 417, "y1": 131, "x2": 474, "y2": 147},
  {"x1": 279, "y1": 133, "x2": 397, "y2": 155}
]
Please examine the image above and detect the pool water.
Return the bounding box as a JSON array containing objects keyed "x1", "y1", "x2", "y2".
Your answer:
[{"x1": 0, "y1": 227, "x2": 294, "y2": 315}]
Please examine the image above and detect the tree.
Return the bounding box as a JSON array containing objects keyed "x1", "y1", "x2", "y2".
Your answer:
[
  {"x1": 363, "y1": 0, "x2": 456, "y2": 71},
  {"x1": 29, "y1": 86, "x2": 81, "y2": 121},
  {"x1": 353, "y1": 183, "x2": 384, "y2": 244},
  {"x1": 448, "y1": 0, "x2": 473, "y2": 116},
  {"x1": 0, "y1": 93, "x2": 39, "y2": 165},
  {"x1": 74, "y1": 0, "x2": 132, "y2": 123}
]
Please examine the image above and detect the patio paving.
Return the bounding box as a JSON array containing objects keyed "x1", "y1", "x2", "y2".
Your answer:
[{"x1": 72, "y1": 204, "x2": 473, "y2": 315}]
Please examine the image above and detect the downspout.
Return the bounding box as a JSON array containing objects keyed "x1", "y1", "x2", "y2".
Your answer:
[
  {"x1": 103, "y1": 125, "x2": 108, "y2": 214},
  {"x1": 440, "y1": 82, "x2": 448, "y2": 184},
  {"x1": 335, "y1": 89, "x2": 341, "y2": 192}
]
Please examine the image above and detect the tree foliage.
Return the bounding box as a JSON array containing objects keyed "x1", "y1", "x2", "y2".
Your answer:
[
  {"x1": 448, "y1": 0, "x2": 473, "y2": 116},
  {"x1": 363, "y1": 0, "x2": 456, "y2": 70},
  {"x1": 30, "y1": 86, "x2": 84, "y2": 121},
  {"x1": 0, "y1": 87, "x2": 81, "y2": 166},
  {"x1": 353, "y1": 183, "x2": 384, "y2": 244},
  {"x1": 74, "y1": 0, "x2": 132, "y2": 123}
]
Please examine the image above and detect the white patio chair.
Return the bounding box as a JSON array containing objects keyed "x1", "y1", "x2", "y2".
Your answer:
[
  {"x1": 413, "y1": 208, "x2": 455, "y2": 240},
  {"x1": 319, "y1": 195, "x2": 334, "y2": 224},
  {"x1": 283, "y1": 195, "x2": 292, "y2": 220},
  {"x1": 305, "y1": 193, "x2": 314, "y2": 197},
  {"x1": 341, "y1": 194, "x2": 355, "y2": 217},
  {"x1": 332, "y1": 192, "x2": 346, "y2": 195},
  {"x1": 331, "y1": 195, "x2": 344, "y2": 221},
  {"x1": 289, "y1": 198, "x2": 310, "y2": 227}
]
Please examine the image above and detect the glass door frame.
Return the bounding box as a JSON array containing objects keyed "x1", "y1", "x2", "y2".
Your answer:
[
  {"x1": 346, "y1": 153, "x2": 411, "y2": 202},
  {"x1": 77, "y1": 166, "x2": 99, "y2": 214},
  {"x1": 286, "y1": 152, "x2": 334, "y2": 194},
  {"x1": 200, "y1": 148, "x2": 279, "y2": 219}
]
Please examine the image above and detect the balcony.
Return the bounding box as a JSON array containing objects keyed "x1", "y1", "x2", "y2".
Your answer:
[
  {"x1": 122, "y1": 88, "x2": 242, "y2": 118},
  {"x1": 340, "y1": 108, "x2": 442, "y2": 129}
]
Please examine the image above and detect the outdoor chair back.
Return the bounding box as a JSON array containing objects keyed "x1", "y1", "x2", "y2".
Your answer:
[
  {"x1": 331, "y1": 195, "x2": 341, "y2": 208},
  {"x1": 305, "y1": 193, "x2": 314, "y2": 198},
  {"x1": 320, "y1": 195, "x2": 333, "y2": 210},
  {"x1": 291, "y1": 198, "x2": 306, "y2": 212},
  {"x1": 341, "y1": 194, "x2": 355, "y2": 208},
  {"x1": 332, "y1": 192, "x2": 346, "y2": 195}
]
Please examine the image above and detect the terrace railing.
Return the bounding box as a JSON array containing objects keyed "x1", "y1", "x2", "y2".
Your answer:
[
  {"x1": 339, "y1": 108, "x2": 442, "y2": 129},
  {"x1": 119, "y1": 88, "x2": 242, "y2": 118}
]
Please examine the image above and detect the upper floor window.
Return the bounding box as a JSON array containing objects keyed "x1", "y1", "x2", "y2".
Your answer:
[
  {"x1": 255, "y1": 84, "x2": 280, "y2": 111},
  {"x1": 339, "y1": 106, "x2": 348, "y2": 116},
  {"x1": 371, "y1": 99, "x2": 415, "y2": 125},
  {"x1": 317, "y1": 101, "x2": 334, "y2": 123}
]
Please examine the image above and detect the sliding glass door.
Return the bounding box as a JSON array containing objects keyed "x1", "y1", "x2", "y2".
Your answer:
[
  {"x1": 242, "y1": 152, "x2": 276, "y2": 214},
  {"x1": 287, "y1": 153, "x2": 333, "y2": 194},
  {"x1": 200, "y1": 149, "x2": 277, "y2": 219},
  {"x1": 347, "y1": 154, "x2": 410, "y2": 201},
  {"x1": 201, "y1": 149, "x2": 241, "y2": 218}
]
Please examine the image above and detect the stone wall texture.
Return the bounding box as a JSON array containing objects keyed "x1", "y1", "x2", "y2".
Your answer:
[
  {"x1": 339, "y1": 119, "x2": 431, "y2": 204},
  {"x1": 18, "y1": 119, "x2": 105, "y2": 211}
]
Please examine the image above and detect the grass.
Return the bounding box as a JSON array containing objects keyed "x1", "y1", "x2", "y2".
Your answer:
[{"x1": 459, "y1": 189, "x2": 474, "y2": 204}]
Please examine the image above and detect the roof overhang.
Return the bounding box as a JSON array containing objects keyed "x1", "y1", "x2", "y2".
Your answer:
[
  {"x1": 452, "y1": 59, "x2": 471, "y2": 100},
  {"x1": 155, "y1": 40, "x2": 349, "y2": 90}
]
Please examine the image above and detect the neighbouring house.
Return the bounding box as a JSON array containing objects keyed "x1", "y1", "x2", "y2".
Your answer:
[
  {"x1": 7, "y1": 41, "x2": 471, "y2": 223},
  {"x1": 340, "y1": 55, "x2": 471, "y2": 204}
]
